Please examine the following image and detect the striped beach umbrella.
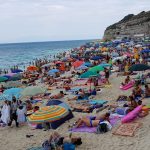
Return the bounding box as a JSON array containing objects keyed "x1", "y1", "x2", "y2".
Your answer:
[{"x1": 27, "y1": 106, "x2": 69, "y2": 124}]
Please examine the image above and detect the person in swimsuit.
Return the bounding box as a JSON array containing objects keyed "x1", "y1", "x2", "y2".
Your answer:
[{"x1": 75, "y1": 113, "x2": 110, "y2": 128}]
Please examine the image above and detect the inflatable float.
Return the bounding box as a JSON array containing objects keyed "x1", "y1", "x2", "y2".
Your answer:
[
  {"x1": 121, "y1": 105, "x2": 142, "y2": 123},
  {"x1": 120, "y1": 80, "x2": 135, "y2": 90}
]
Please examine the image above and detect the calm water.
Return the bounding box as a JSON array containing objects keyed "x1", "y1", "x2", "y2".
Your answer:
[{"x1": 0, "y1": 40, "x2": 92, "y2": 69}]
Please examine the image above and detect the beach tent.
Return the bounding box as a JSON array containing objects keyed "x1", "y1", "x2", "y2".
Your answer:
[{"x1": 27, "y1": 105, "x2": 73, "y2": 129}]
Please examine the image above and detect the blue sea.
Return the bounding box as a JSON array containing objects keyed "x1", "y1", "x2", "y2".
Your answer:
[{"x1": 0, "y1": 40, "x2": 92, "y2": 70}]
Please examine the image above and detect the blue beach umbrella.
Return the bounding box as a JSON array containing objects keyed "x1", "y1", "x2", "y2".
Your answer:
[
  {"x1": 11, "y1": 69, "x2": 23, "y2": 73},
  {"x1": 83, "y1": 62, "x2": 93, "y2": 67},
  {"x1": 99, "y1": 63, "x2": 111, "y2": 67},
  {"x1": 76, "y1": 65, "x2": 88, "y2": 70},
  {"x1": 2, "y1": 88, "x2": 23, "y2": 100},
  {"x1": 48, "y1": 69, "x2": 59, "y2": 75},
  {"x1": 91, "y1": 56, "x2": 103, "y2": 60},
  {"x1": 140, "y1": 49, "x2": 150, "y2": 53}
]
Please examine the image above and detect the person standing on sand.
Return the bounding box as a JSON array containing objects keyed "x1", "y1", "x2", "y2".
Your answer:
[
  {"x1": 104, "y1": 68, "x2": 110, "y2": 84},
  {"x1": 8, "y1": 98, "x2": 19, "y2": 127}
]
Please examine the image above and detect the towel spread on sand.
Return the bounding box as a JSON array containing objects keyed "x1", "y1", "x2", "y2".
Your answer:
[
  {"x1": 113, "y1": 122, "x2": 141, "y2": 137},
  {"x1": 70, "y1": 115, "x2": 122, "y2": 133}
]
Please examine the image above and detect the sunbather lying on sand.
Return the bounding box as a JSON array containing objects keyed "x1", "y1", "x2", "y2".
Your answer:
[{"x1": 74, "y1": 112, "x2": 110, "y2": 128}]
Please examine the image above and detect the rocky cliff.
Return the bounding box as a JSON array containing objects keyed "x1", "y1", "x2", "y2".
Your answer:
[{"x1": 103, "y1": 11, "x2": 150, "y2": 40}]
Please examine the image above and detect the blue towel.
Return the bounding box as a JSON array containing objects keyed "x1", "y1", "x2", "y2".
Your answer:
[{"x1": 89, "y1": 100, "x2": 107, "y2": 105}]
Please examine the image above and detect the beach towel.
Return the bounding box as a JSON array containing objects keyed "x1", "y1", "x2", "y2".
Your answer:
[
  {"x1": 89, "y1": 100, "x2": 107, "y2": 105},
  {"x1": 70, "y1": 115, "x2": 121, "y2": 133},
  {"x1": 113, "y1": 122, "x2": 141, "y2": 137},
  {"x1": 27, "y1": 147, "x2": 43, "y2": 150}
]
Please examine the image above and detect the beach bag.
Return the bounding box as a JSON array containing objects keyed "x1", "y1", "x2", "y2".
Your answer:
[
  {"x1": 96, "y1": 123, "x2": 108, "y2": 134},
  {"x1": 42, "y1": 140, "x2": 52, "y2": 150}
]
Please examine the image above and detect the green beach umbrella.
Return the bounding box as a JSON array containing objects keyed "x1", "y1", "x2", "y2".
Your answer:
[
  {"x1": 80, "y1": 71, "x2": 98, "y2": 78},
  {"x1": 0, "y1": 76, "x2": 8, "y2": 82},
  {"x1": 89, "y1": 65, "x2": 104, "y2": 73},
  {"x1": 129, "y1": 64, "x2": 150, "y2": 71}
]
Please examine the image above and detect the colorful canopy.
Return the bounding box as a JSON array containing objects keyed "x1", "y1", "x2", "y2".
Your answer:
[
  {"x1": 27, "y1": 66, "x2": 38, "y2": 71},
  {"x1": 21, "y1": 86, "x2": 47, "y2": 97},
  {"x1": 27, "y1": 105, "x2": 69, "y2": 124}
]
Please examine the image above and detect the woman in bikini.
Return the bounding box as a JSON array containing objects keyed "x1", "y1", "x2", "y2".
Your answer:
[{"x1": 75, "y1": 112, "x2": 110, "y2": 128}]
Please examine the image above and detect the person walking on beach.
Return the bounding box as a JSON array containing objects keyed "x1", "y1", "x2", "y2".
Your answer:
[
  {"x1": 104, "y1": 68, "x2": 110, "y2": 84},
  {"x1": 8, "y1": 98, "x2": 19, "y2": 127}
]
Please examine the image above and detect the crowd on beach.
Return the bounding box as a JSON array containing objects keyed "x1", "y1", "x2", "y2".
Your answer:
[{"x1": 0, "y1": 39, "x2": 150, "y2": 150}]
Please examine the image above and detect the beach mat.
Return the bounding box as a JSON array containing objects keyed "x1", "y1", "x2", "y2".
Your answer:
[
  {"x1": 113, "y1": 122, "x2": 141, "y2": 137},
  {"x1": 89, "y1": 100, "x2": 108, "y2": 105}
]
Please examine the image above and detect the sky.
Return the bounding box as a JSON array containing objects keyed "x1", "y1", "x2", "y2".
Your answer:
[{"x1": 0, "y1": 0, "x2": 149, "y2": 43}]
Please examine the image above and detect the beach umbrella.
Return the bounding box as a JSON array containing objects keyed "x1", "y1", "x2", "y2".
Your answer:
[
  {"x1": 27, "y1": 105, "x2": 69, "y2": 124},
  {"x1": 2, "y1": 88, "x2": 23, "y2": 100},
  {"x1": 140, "y1": 49, "x2": 150, "y2": 53},
  {"x1": 89, "y1": 65, "x2": 104, "y2": 73},
  {"x1": 99, "y1": 63, "x2": 111, "y2": 67},
  {"x1": 72, "y1": 60, "x2": 84, "y2": 68},
  {"x1": 48, "y1": 69, "x2": 59, "y2": 75},
  {"x1": 11, "y1": 69, "x2": 23, "y2": 73},
  {"x1": 27, "y1": 66, "x2": 38, "y2": 71},
  {"x1": 91, "y1": 56, "x2": 103, "y2": 60},
  {"x1": 0, "y1": 76, "x2": 8, "y2": 82},
  {"x1": 21, "y1": 86, "x2": 47, "y2": 97},
  {"x1": 76, "y1": 65, "x2": 88, "y2": 70},
  {"x1": 41, "y1": 63, "x2": 51, "y2": 68},
  {"x1": 46, "y1": 99, "x2": 71, "y2": 110},
  {"x1": 83, "y1": 62, "x2": 93, "y2": 67},
  {"x1": 80, "y1": 71, "x2": 98, "y2": 78},
  {"x1": 129, "y1": 64, "x2": 150, "y2": 71}
]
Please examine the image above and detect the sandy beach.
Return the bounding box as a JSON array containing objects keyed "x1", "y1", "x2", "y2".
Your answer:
[{"x1": 0, "y1": 74, "x2": 150, "y2": 150}]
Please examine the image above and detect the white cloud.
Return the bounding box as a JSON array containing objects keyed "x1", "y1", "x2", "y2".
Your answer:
[{"x1": 0, "y1": 0, "x2": 149, "y2": 43}]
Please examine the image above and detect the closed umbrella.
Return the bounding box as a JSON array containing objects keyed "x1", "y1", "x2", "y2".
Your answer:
[
  {"x1": 21, "y1": 86, "x2": 47, "y2": 97},
  {"x1": 129, "y1": 64, "x2": 150, "y2": 71},
  {"x1": 27, "y1": 106, "x2": 69, "y2": 124}
]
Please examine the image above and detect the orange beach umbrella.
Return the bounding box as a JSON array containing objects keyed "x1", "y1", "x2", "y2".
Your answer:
[{"x1": 27, "y1": 66, "x2": 38, "y2": 71}]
